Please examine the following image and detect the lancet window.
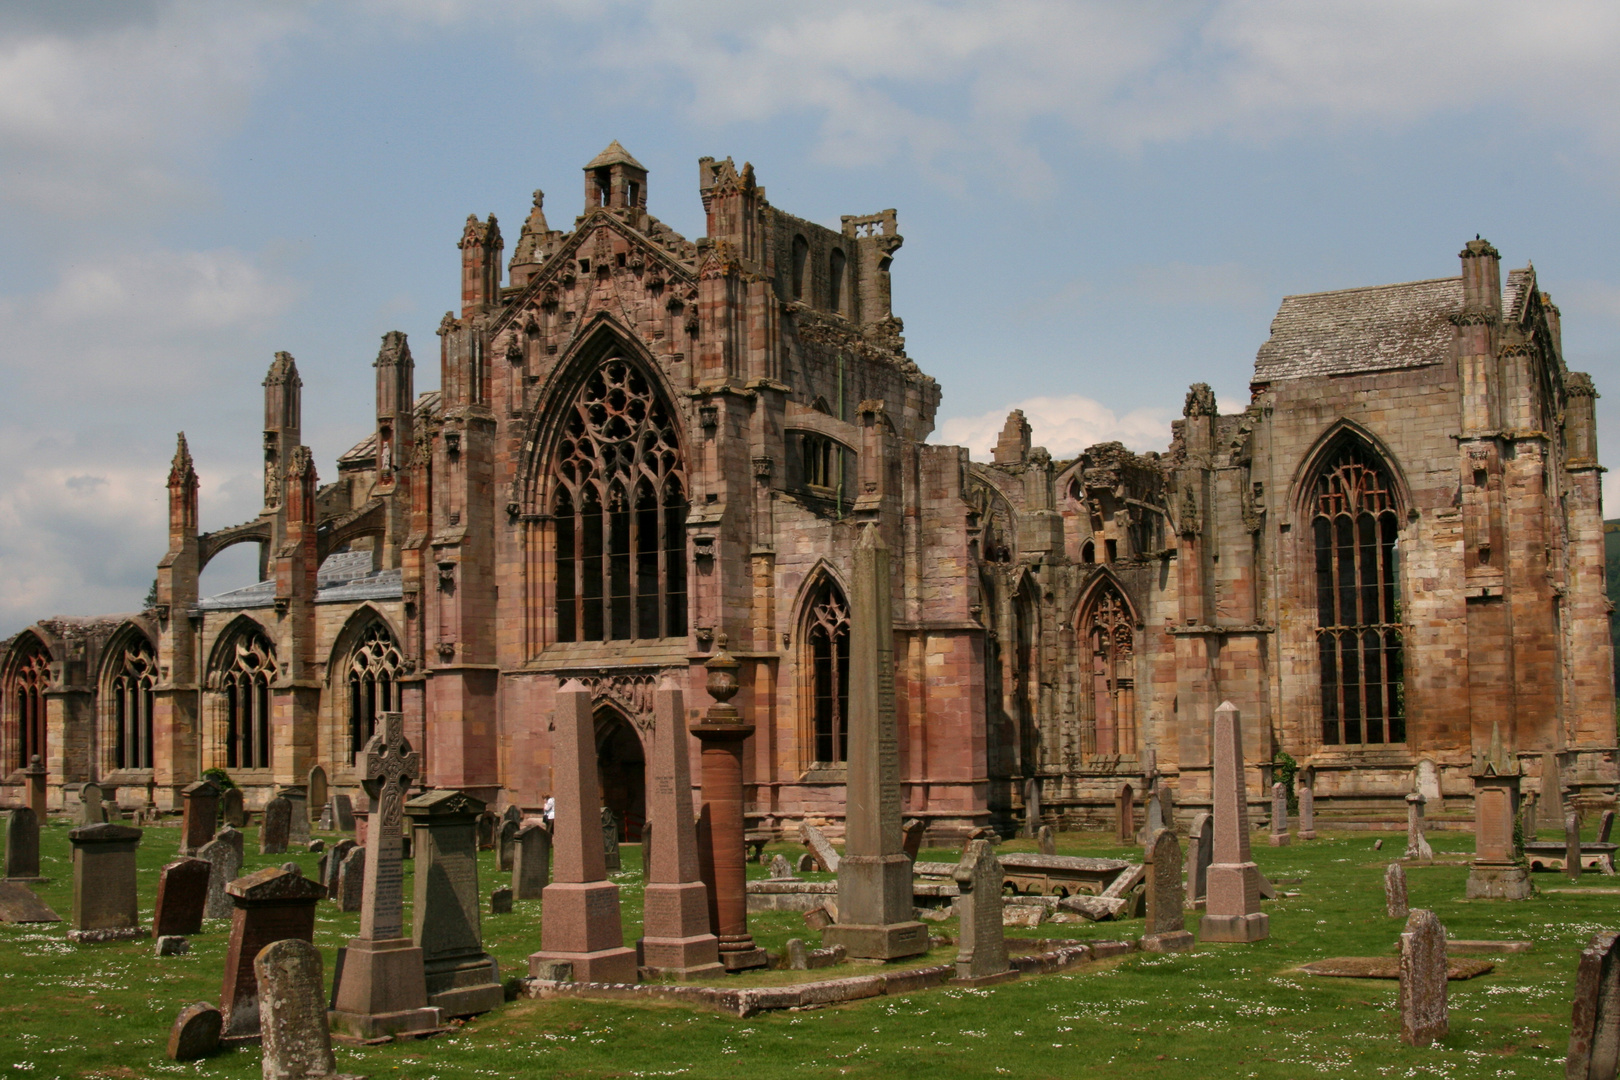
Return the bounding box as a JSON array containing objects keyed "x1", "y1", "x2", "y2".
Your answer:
[
  {"x1": 805, "y1": 578, "x2": 851, "y2": 764},
  {"x1": 10, "y1": 645, "x2": 49, "y2": 769},
  {"x1": 221, "y1": 629, "x2": 276, "y2": 769},
  {"x1": 552, "y1": 357, "x2": 688, "y2": 642},
  {"x1": 347, "y1": 622, "x2": 402, "y2": 760},
  {"x1": 111, "y1": 639, "x2": 156, "y2": 770},
  {"x1": 1312, "y1": 440, "x2": 1404, "y2": 746},
  {"x1": 1079, "y1": 581, "x2": 1136, "y2": 758}
]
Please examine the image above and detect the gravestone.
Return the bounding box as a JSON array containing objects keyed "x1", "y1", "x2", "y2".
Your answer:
[
  {"x1": 404, "y1": 788, "x2": 502, "y2": 1017},
  {"x1": 306, "y1": 766, "x2": 328, "y2": 824},
  {"x1": 503, "y1": 804, "x2": 523, "y2": 828},
  {"x1": 1568, "y1": 812, "x2": 1585, "y2": 881},
  {"x1": 801, "y1": 822, "x2": 841, "y2": 873},
  {"x1": 221, "y1": 787, "x2": 246, "y2": 828},
  {"x1": 331, "y1": 794, "x2": 355, "y2": 833},
  {"x1": 1399, "y1": 909, "x2": 1449, "y2": 1047},
  {"x1": 601, "y1": 806, "x2": 621, "y2": 872},
  {"x1": 153, "y1": 857, "x2": 211, "y2": 937},
  {"x1": 498, "y1": 820, "x2": 518, "y2": 873},
  {"x1": 1522, "y1": 790, "x2": 1539, "y2": 838},
  {"x1": 476, "y1": 810, "x2": 498, "y2": 851},
  {"x1": 1036, "y1": 825, "x2": 1056, "y2": 856},
  {"x1": 786, "y1": 937, "x2": 809, "y2": 970},
  {"x1": 218, "y1": 865, "x2": 325, "y2": 1043},
  {"x1": 24, "y1": 755, "x2": 45, "y2": 820},
  {"x1": 952, "y1": 838, "x2": 1009, "y2": 981},
  {"x1": 490, "y1": 886, "x2": 513, "y2": 915},
  {"x1": 823, "y1": 526, "x2": 928, "y2": 961},
  {"x1": 1402, "y1": 792, "x2": 1434, "y2": 862},
  {"x1": 769, "y1": 853, "x2": 796, "y2": 879},
  {"x1": 1385, "y1": 862, "x2": 1408, "y2": 919},
  {"x1": 199, "y1": 834, "x2": 242, "y2": 921},
  {"x1": 1467, "y1": 748, "x2": 1531, "y2": 899},
  {"x1": 180, "y1": 781, "x2": 219, "y2": 856},
  {"x1": 1116, "y1": 783, "x2": 1135, "y2": 843},
  {"x1": 1141, "y1": 784, "x2": 1164, "y2": 843},
  {"x1": 261, "y1": 796, "x2": 292, "y2": 855},
  {"x1": 337, "y1": 846, "x2": 365, "y2": 912},
  {"x1": 1297, "y1": 773, "x2": 1316, "y2": 840},
  {"x1": 67, "y1": 822, "x2": 145, "y2": 942},
  {"x1": 528, "y1": 681, "x2": 637, "y2": 983},
  {"x1": 256, "y1": 938, "x2": 337, "y2": 1080},
  {"x1": 1543, "y1": 752, "x2": 1566, "y2": 828},
  {"x1": 1565, "y1": 930, "x2": 1620, "y2": 1080},
  {"x1": 636, "y1": 675, "x2": 722, "y2": 978},
  {"x1": 902, "y1": 818, "x2": 927, "y2": 861},
  {"x1": 1602, "y1": 810, "x2": 1617, "y2": 845},
  {"x1": 1143, "y1": 828, "x2": 1194, "y2": 952},
  {"x1": 797, "y1": 853, "x2": 816, "y2": 873},
  {"x1": 216, "y1": 823, "x2": 244, "y2": 860},
  {"x1": 281, "y1": 787, "x2": 310, "y2": 846},
  {"x1": 4, "y1": 806, "x2": 44, "y2": 882},
  {"x1": 1198, "y1": 702, "x2": 1268, "y2": 943},
  {"x1": 1185, "y1": 811, "x2": 1213, "y2": 904},
  {"x1": 318, "y1": 805, "x2": 334, "y2": 831},
  {"x1": 330, "y1": 713, "x2": 443, "y2": 1039},
  {"x1": 166, "y1": 1001, "x2": 222, "y2": 1062},
  {"x1": 1269, "y1": 782, "x2": 1290, "y2": 847},
  {"x1": 324, "y1": 838, "x2": 355, "y2": 898},
  {"x1": 155, "y1": 934, "x2": 190, "y2": 956},
  {"x1": 513, "y1": 823, "x2": 551, "y2": 900},
  {"x1": 77, "y1": 782, "x2": 104, "y2": 826}
]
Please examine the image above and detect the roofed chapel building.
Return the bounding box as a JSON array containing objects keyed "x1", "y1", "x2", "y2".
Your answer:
[{"x1": 3, "y1": 144, "x2": 1614, "y2": 834}]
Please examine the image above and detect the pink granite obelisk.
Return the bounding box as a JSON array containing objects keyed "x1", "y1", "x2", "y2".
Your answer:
[
  {"x1": 1198, "y1": 701, "x2": 1269, "y2": 943},
  {"x1": 528, "y1": 680, "x2": 636, "y2": 983},
  {"x1": 636, "y1": 675, "x2": 722, "y2": 978}
]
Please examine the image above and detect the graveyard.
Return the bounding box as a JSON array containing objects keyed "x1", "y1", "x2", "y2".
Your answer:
[{"x1": 0, "y1": 806, "x2": 1614, "y2": 1079}]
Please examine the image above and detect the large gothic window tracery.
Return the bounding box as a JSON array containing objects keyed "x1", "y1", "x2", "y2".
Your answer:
[
  {"x1": 1311, "y1": 439, "x2": 1404, "y2": 746},
  {"x1": 111, "y1": 638, "x2": 156, "y2": 770},
  {"x1": 9, "y1": 644, "x2": 49, "y2": 769},
  {"x1": 804, "y1": 578, "x2": 851, "y2": 765},
  {"x1": 1079, "y1": 581, "x2": 1136, "y2": 758},
  {"x1": 221, "y1": 628, "x2": 276, "y2": 769},
  {"x1": 346, "y1": 622, "x2": 402, "y2": 762},
  {"x1": 551, "y1": 357, "x2": 688, "y2": 642}
]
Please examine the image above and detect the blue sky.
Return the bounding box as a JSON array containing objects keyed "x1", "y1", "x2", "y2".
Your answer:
[{"x1": 2, "y1": 0, "x2": 1619, "y2": 635}]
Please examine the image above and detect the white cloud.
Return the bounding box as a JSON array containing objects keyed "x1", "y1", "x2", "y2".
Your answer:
[{"x1": 937, "y1": 393, "x2": 1176, "y2": 461}]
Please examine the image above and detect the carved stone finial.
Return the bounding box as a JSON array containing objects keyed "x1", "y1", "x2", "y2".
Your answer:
[{"x1": 1183, "y1": 383, "x2": 1217, "y2": 419}]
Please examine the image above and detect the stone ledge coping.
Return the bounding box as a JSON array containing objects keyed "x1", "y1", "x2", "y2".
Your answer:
[{"x1": 520, "y1": 939, "x2": 1127, "y2": 1017}]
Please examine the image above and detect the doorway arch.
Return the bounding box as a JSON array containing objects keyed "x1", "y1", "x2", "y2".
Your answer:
[{"x1": 594, "y1": 706, "x2": 646, "y2": 841}]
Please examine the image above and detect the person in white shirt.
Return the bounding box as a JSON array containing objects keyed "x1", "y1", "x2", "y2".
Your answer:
[{"x1": 543, "y1": 795, "x2": 555, "y2": 828}]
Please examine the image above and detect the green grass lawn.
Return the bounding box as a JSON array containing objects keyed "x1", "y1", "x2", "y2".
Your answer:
[{"x1": 0, "y1": 817, "x2": 1609, "y2": 1079}]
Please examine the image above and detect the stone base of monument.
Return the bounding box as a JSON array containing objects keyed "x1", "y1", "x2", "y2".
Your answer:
[
  {"x1": 528, "y1": 946, "x2": 638, "y2": 983},
  {"x1": 719, "y1": 945, "x2": 771, "y2": 973},
  {"x1": 1299, "y1": 830, "x2": 1317, "y2": 840},
  {"x1": 949, "y1": 967, "x2": 1019, "y2": 987},
  {"x1": 1198, "y1": 912, "x2": 1269, "y2": 943},
  {"x1": 3, "y1": 876, "x2": 50, "y2": 886},
  {"x1": 1141, "y1": 930, "x2": 1196, "y2": 953},
  {"x1": 1465, "y1": 862, "x2": 1533, "y2": 900},
  {"x1": 638, "y1": 936, "x2": 725, "y2": 979},
  {"x1": 423, "y1": 953, "x2": 505, "y2": 1017},
  {"x1": 329, "y1": 937, "x2": 444, "y2": 1040},
  {"x1": 822, "y1": 921, "x2": 930, "y2": 960},
  {"x1": 67, "y1": 926, "x2": 148, "y2": 943},
  {"x1": 1268, "y1": 833, "x2": 1290, "y2": 847}
]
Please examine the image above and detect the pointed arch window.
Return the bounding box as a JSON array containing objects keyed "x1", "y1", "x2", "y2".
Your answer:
[
  {"x1": 10, "y1": 645, "x2": 49, "y2": 769},
  {"x1": 111, "y1": 639, "x2": 156, "y2": 770},
  {"x1": 1079, "y1": 581, "x2": 1135, "y2": 758},
  {"x1": 347, "y1": 622, "x2": 402, "y2": 762},
  {"x1": 1312, "y1": 440, "x2": 1404, "y2": 746},
  {"x1": 552, "y1": 357, "x2": 688, "y2": 642},
  {"x1": 805, "y1": 578, "x2": 851, "y2": 764},
  {"x1": 221, "y1": 629, "x2": 276, "y2": 769}
]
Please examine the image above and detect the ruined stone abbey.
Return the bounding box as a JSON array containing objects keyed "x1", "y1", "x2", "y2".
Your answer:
[{"x1": 3, "y1": 143, "x2": 1613, "y2": 836}]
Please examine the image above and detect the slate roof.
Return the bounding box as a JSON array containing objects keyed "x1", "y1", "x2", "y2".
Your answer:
[
  {"x1": 585, "y1": 140, "x2": 645, "y2": 171},
  {"x1": 197, "y1": 551, "x2": 402, "y2": 611},
  {"x1": 1253, "y1": 276, "x2": 1463, "y2": 383}
]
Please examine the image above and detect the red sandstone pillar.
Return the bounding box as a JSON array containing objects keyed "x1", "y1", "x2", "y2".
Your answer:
[{"x1": 691, "y1": 642, "x2": 768, "y2": 971}]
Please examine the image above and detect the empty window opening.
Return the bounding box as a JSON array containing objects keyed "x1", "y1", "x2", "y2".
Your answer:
[
  {"x1": 594, "y1": 168, "x2": 611, "y2": 207},
  {"x1": 791, "y1": 235, "x2": 809, "y2": 299},
  {"x1": 829, "y1": 249, "x2": 846, "y2": 313},
  {"x1": 221, "y1": 629, "x2": 276, "y2": 770},
  {"x1": 806, "y1": 579, "x2": 851, "y2": 765},
  {"x1": 111, "y1": 639, "x2": 156, "y2": 770}
]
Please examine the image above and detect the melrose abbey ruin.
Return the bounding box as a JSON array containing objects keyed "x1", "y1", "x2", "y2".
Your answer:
[{"x1": 2, "y1": 143, "x2": 1613, "y2": 838}]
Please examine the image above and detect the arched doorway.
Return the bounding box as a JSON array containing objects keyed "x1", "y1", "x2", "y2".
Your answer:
[{"x1": 595, "y1": 708, "x2": 646, "y2": 840}]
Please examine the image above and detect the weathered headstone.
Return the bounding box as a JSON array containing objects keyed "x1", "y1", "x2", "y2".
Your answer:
[
  {"x1": 528, "y1": 681, "x2": 637, "y2": 983},
  {"x1": 404, "y1": 788, "x2": 503, "y2": 1017},
  {"x1": 67, "y1": 822, "x2": 145, "y2": 942},
  {"x1": 180, "y1": 781, "x2": 220, "y2": 856},
  {"x1": 219, "y1": 865, "x2": 325, "y2": 1043},
  {"x1": 1185, "y1": 811, "x2": 1213, "y2": 905},
  {"x1": 637, "y1": 675, "x2": 722, "y2": 978},
  {"x1": 23, "y1": 755, "x2": 45, "y2": 821},
  {"x1": 902, "y1": 817, "x2": 926, "y2": 861},
  {"x1": 1385, "y1": 862, "x2": 1408, "y2": 919},
  {"x1": 330, "y1": 712, "x2": 443, "y2": 1039},
  {"x1": 801, "y1": 822, "x2": 841, "y2": 873},
  {"x1": 601, "y1": 806, "x2": 621, "y2": 872},
  {"x1": 1141, "y1": 783, "x2": 1165, "y2": 843},
  {"x1": 513, "y1": 822, "x2": 551, "y2": 900},
  {"x1": 155, "y1": 934, "x2": 190, "y2": 956},
  {"x1": 0, "y1": 880, "x2": 59, "y2": 923},
  {"x1": 823, "y1": 526, "x2": 928, "y2": 961},
  {"x1": 306, "y1": 767, "x2": 328, "y2": 823},
  {"x1": 503, "y1": 804, "x2": 523, "y2": 828},
  {"x1": 952, "y1": 838, "x2": 1010, "y2": 981},
  {"x1": 490, "y1": 886, "x2": 513, "y2": 915},
  {"x1": 1297, "y1": 772, "x2": 1316, "y2": 840},
  {"x1": 1543, "y1": 752, "x2": 1566, "y2": 828},
  {"x1": 1403, "y1": 792, "x2": 1434, "y2": 862},
  {"x1": 1565, "y1": 930, "x2": 1620, "y2": 1080},
  {"x1": 1143, "y1": 828, "x2": 1194, "y2": 952},
  {"x1": 154, "y1": 857, "x2": 211, "y2": 937},
  {"x1": 323, "y1": 838, "x2": 355, "y2": 897},
  {"x1": 1198, "y1": 702, "x2": 1268, "y2": 943},
  {"x1": 1116, "y1": 782, "x2": 1135, "y2": 843},
  {"x1": 318, "y1": 804, "x2": 334, "y2": 831},
  {"x1": 221, "y1": 787, "x2": 246, "y2": 828},
  {"x1": 331, "y1": 794, "x2": 355, "y2": 833},
  {"x1": 4, "y1": 806, "x2": 44, "y2": 882},
  {"x1": 797, "y1": 853, "x2": 816, "y2": 874},
  {"x1": 216, "y1": 823, "x2": 245, "y2": 860},
  {"x1": 1269, "y1": 782, "x2": 1290, "y2": 847},
  {"x1": 256, "y1": 938, "x2": 336, "y2": 1080},
  {"x1": 1399, "y1": 908, "x2": 1449, "y2": 1047},
  {"x1": 167, "y1": 1002, "x2": 222, "y2": 1062},
  {"x1": 1601, "y1": 810, "x2": 1617, "y2": 845},
  {"x1": 475, "y1": 810, "x2": 498, "y2": 851},
  {"x1": 786, "y1": 937, "x2": 809, "y2": 970},
  {"x1": 336, "y1": 846, "x2": 365, "y2": 912},
  {"x1": 769, "y1": 853, "x2": 796, "y2": 879},
  {"x1": 1467, "y1": 749, "x2": 1531, "y2": 900},
  {"x1": 200, "y1": 835, "x2": 243, "y2": 920},
  {"x1": 77, "y1": 782, "x2": 104, "y2": 826},
  {"x1": 498, "y1": 820, "x2": 518, "y2": 873},
  {"x1": 260, "y1": 796, "x2": 292, "y2": 855},
  {"x1": 1036, "y1": 824, "x2": 1056, "y2": 856},
  {"x1": 1521, "y1": 790, "x2": 1540, "y2": 839},
  {"x1": 282, "y1": 787, "x2": 310, "y2": 846},
  {"x1": 1568, "y1": 811, "x2": 1585, "y2": 881}
]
